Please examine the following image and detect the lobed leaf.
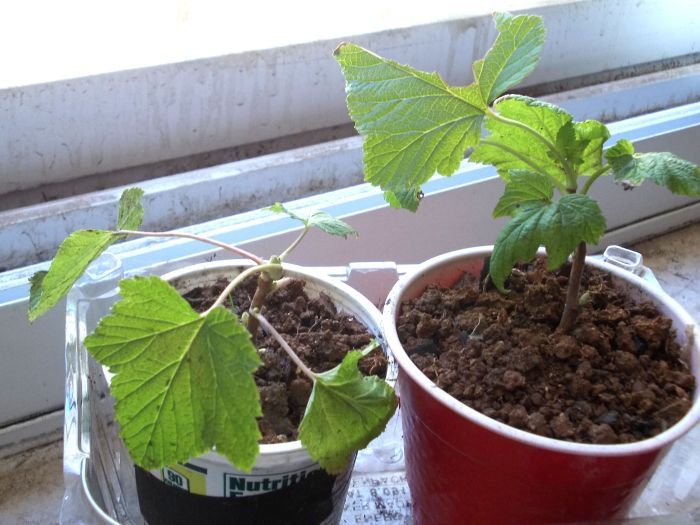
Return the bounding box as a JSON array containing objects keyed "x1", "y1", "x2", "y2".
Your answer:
[
  {"x1": 606, "y1": 140, "x2": 700, "y2": 196},
  {"x1": 490, "y1": 194, "x2": 606, "y2": 290},
  {"x1": 334, "y1": 43, "x2": 485, "y2": 197},
  {"x1": 28, "y1": 187, "x2": 146, "y2": 321},
  {"x1": 473, "y1": 13, "x2": 546, "y2": 105},
  {"x1": 28, "y1": 230, "x2": 117, "y2": 321},
  {"x1": 493, "y1": 169, "x2": 554, "y2": 217},
  {"x1": 85, "y1": 276, "x2": 262, "y2": 471},
  {"x1": 299, "y1": 342, "x2": 398, "y2": 473},
  {"x1": 470, "y1": 95, "x2": 573, "y2": 184}
]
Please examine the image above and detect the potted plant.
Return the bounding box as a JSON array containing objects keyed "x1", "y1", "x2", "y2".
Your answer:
[
  {"x1": 335, "y1": 11, "x2": 700, "y2": 525},
  {"x1": 28, "y1": 192, "x2": 398, "y2": 525}
]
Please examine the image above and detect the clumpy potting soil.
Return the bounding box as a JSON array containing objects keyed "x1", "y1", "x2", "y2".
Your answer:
[
  {"x1": 397, "y1": 257, "x2": 694, "y2": 444},
  {"x1": 183, "y1": 276, "x2": 387, "y2": 444}
]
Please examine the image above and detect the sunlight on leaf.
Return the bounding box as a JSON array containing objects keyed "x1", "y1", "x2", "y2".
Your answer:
[
  {"x1": 334, "y1": 43, "x2": 485, "y2": 197},
  {"x1": 470, "y1": 95, "x2": 572, "y2": 184},
  {"x1": 474, "y1": 13, "x2": 545, "y2": 105},
  {"x1": 85, "y1": 276, "x2": 262, "y2": 471},
  {"x1": 28, "y1": 230, "x2": 117, "y2": 321}
]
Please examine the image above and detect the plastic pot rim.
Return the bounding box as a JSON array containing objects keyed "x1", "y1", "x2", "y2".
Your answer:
[
  {"x1": 382, "y1": 245, "x2": 700, "y2": 458},
  {"x1": 157, "y1": 258, "x2": 385, "y2": 466}
]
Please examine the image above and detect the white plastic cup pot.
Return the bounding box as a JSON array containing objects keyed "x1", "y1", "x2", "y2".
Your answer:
[{"x1": 129, "y1": 260, "x2": 385, "y2": 525}]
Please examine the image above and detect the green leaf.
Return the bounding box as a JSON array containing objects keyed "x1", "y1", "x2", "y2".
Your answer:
[
  {"x1": 267, "y1": 202, "x2": 304, "y2": 222},
  {"x1": 555, "y1": 122, "x2": 579, "y2": 165},
  {"x1": 493, "y1": 169, "x2": 553, "y2": 217},
  {"x1": 384, "y1": 188, "x2": 423, "y2": 212},
  {"x1": 470, "y1": 95, "x2": 573, "y2": 184},
  {"x1": 28, "y1": 230, "x2": 117, "y2": 321},
  {"x1": 574, "y1": 120, "x2": 610, "y2": 177},
  {"x1": 490, "y1": 194, "x2": 606, "y2": 290},
  {"x1": 605, "y1": 138, "x2": 635, "y2": 162},
  {"x1": 334, "y1": 43, "x2": 485, "y2": 196},
  {"x1": 267, "y1": 203, "x2": 357, "y2": 238},
  {"x1": 307, "y1": 212, "x2": 357, "y2": 239},
  {"x1": 117, "y1": 187, "x2": 145, "y2": 232},
  {"x1": 554, "y1": 119, "x2": 610, "y2": 176},
  {"x1": 605, "y1": 140, "x2": 700, "y2": 196},
  {"x1": 28, "y1": 188, "x2": 146, "y2": 321},
  {"x1": 85, "y1": 276, "x2": 262, "y2": 470},
  {"x1": 299, "y1": 342, "x2": 398, "y2": 473},
  {"x1": 473, "y1": 13, "x2": 546, "y2": 105},
  {"x1": 28, "y1": 271, "x2": 47, "y2": 314}
]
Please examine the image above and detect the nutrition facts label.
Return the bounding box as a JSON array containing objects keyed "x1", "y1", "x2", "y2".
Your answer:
[{"x1": 341, "y1": 472, "x2": 412, "y2": 524}]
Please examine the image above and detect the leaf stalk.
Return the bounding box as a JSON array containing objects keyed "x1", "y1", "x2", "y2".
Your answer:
[
  {"x1": 581, "y1": 165, "x2": 611, "y2": 194},
  {"x1": 485, "y1": 106, "x2": 576, "y2": 182},
  {"x1": 557, "y1": 242, "x2": 587, "y2": 333},
  {"x1": 115, "y1": 229, "x2": 264, "y2": 264},
  {"x1": 249, "y1": 310, "x2": 317, "y2": 381},
  {"x1": 278, "y1": 226, "x2": 311, "y2": 261},
  {"x1": 203, "y1": 262, "x2": 282, "y2": 316},
  {"x1": 480, "y1": 139, "x2": 568, "y2": 194}
]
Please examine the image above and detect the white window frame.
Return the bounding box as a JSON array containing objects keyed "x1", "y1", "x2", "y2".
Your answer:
[{"x1": 2, "y1": 0, "x2": 699, "y2": 197}]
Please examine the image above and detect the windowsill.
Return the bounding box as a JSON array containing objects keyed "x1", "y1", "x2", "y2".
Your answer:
[{"x1": 1, "y1": 222, "x2": 699, "y2": 523}]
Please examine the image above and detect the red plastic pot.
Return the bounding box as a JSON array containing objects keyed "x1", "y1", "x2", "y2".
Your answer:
[{"x1": 382, "y1": 247, "x2": 700, "y2": 525}]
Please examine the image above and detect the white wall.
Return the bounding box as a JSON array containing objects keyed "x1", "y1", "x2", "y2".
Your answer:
[{"x1": 2, "y1": 0, "x2": 699, "y2": 195}]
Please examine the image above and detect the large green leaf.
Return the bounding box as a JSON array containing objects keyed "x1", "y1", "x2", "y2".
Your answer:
[
  {"x1": 493, "y1": 169, "x2": 553, "y2": 217},
  {"x1": 490, "y1": 194, "x2": 606, "y2": 290},
  {"x1": 473, "y1": 13, "x2": 545, "y2": 105},
  {"x1": 267, "y1": 203, "x2": 357, "y2": 238},
  {"x1": 28, "y1": 187, "x2": 145, "y2": 321},
  {"x1": 299, "y1": 343, "x2": 397, "y2": 473},
  {"x1": 28, "y1": 230, "x2": 117, "y2": 321},
  {"x1": 470, "y1": 95, "x2": 573, "y2": 184},
  {"x1": 334, "y1": 43, "x2": 485, "y2": 194},
  {"x1": 85, "y1": 276, "x2": 262, "y2": 471},
  {"x1": 605, "y1": 140, "x2": 700, "y2": 196}
]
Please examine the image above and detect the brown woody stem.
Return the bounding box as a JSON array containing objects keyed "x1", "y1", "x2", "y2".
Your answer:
[
  {"x1": 558, "y1": 241, "x2": 587, "y2": 333},
  {"x1": 245, "y1": 272, "x2": 275, "y2": 338}
]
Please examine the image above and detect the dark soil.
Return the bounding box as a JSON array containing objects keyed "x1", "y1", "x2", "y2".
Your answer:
[
  {"x1": 397, "y1": 257, "x2": 694, "y2": 444},
  {"x1": 183, "y1": 276, "x2": 387, "y2": 444}
]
